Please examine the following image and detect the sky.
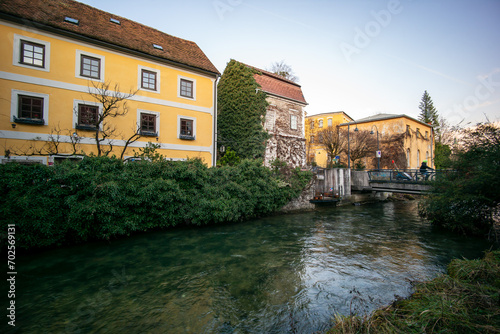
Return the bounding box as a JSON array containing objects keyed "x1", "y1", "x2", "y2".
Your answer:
[{"x1": 77, "y1": 0, "x2": 500, "y2": 127}]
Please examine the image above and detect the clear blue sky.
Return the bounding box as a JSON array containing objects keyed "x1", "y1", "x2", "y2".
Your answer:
[{"x1": 78, "y1": 0, "x2": 500, "y2": 126}]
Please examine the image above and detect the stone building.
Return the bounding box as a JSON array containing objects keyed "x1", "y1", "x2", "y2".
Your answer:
[{"x1": 251, "y1": 66, "x2": 308, "y2": 168}]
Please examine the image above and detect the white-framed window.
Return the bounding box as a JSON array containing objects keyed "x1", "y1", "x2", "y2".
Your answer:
[
  {"x1": 137, "y1": 109, "x2": 160, "y2": 137},
  {"x1": 75, "y1": 50, "x2": 105, "y2": 81},
  {"x1": 177, "y1": 115, "x2": 196, "y2": 140},
  {"x1": 138, "y1": 66, "x2": 160, "y2": 93},
  {"x1": 327, "y1": 118, "x2": 333, "y2": 127},
  {"x1": 72, "y1": 99, "x2": 102, "y2": 130},
  {"x1": 13, "y1": 34, "x2": 51, "y2": 72},
  {"x1": 11, "y1": 89, "x2": 49, "y2": 125},
  {"x1": 290, "y1": 115, "x2": 298, "y2": 130},
  {"x1": 177, "y1": 75, "x2": 196, "y2": 100},
  {"x1": 406, "y1": 148, "x2": 410, "y2": 168},
  {"x1": 318, "y1": 119, "x2": 323, "y2": 128}
]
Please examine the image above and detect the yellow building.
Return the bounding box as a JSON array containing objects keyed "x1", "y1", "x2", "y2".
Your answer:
[
  {"x1": 305, "y1": 111, "x2": 354, "y2": 167},
  {"x1": 0, "y1": 0, "x2": 220, "y2": 166},
  {"x1": 342, "y1": 114, "x2": 435, "y2": 170},
  {"x1": 306, "y1": 112, "x2": 435, "y2": 169}
]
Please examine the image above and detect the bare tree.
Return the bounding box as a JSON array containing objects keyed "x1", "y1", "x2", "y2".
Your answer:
[
  {"x1": 7, "y1": 124, "x2": 81, "y2": 157},
  {"x1": 267, "y1": 60, "x2": 299, "y2": 82},
  {"x1": 318, "y1": 125, "x2": 348, "y2": 166},
  {"x1": 378, "y1": 133, "x2": 406, "y2": 169},
  {"x1": 6, "y1": 81, "x2": 142, "y2": 160},
  {"x1": 83, "y1": 81, "x2": 140, "y2": 157},
  {"x1": 349, "y1": 130, "x2": 376, "y2": 168}
]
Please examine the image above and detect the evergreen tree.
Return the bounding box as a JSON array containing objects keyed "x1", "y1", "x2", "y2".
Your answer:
[
  {"x1": 217, "y1": 60, "x2": 270, "y2": 159},
  {"x1": 418, "y1": 90, "x2": 439, "y2": 133}
]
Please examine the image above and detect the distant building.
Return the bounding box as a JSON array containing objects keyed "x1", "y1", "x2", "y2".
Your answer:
[
  {"x1": 250, "y1": 66, "x2": 308, "y2": 168},
  {"x1": 341, "y1": 114, "x2": 435, "y2": 169},
  {"x1": 0, "y1": 0, "x2": 220, "y2": 165},
  {"x1": 305, "y1": 112, "x2": 435, "y2": 169},
  {"x1": 305, "y1": 111, "x2": 354, "y2": 167}
]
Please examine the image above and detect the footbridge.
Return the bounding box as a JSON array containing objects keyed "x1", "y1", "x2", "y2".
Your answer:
[{"x1": 366, "y1": 169, "x2": 441, "y2": 195}]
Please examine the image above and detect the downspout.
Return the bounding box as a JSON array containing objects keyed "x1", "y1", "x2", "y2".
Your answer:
[
  {"x1": 430, "y1": 126, "x2": 434, "y2": 168},
  {"x1": 213, "y1": 74, "x2": 220, "y2": 167}
]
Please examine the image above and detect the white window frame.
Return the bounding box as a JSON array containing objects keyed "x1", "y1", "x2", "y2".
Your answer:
[
  {"x1": 177, "y1": 75, "x2": 196, "y2": 100},
  {"x1": 290, "y1": 115, "x2": 298, "y2": 130},
  {"x1": 318, "y1": 119, "x2": 323, "y2": 128},
  {"x1": 137, "y1": 109, "x2": 160, "y2": 136},
  {"x1": 137, "y1": 65, "x2": 160, "y2": 93},
  {"x1": 177, "y1": 115, "x2": 196, "y2": 140},
  {"x1": 72, "y1": 99, "x2": 103, "y2": 130},
  {"x1": 11, "y1": 89, "x2": 49, "y2": 125},
  {"x1": 13, "y1": 34, "x2": 51, "y2": 72},
  {"x1": 75, "y1": 50, "x2": 105, "y2": 82},
  {"x1": 327, "y1": 118, "x2": 333, "y2": 127}
]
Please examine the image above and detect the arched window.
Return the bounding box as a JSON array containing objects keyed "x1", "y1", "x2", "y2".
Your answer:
[{"x1": 318, "y1": 119, "x2": 323, "y2": 128}]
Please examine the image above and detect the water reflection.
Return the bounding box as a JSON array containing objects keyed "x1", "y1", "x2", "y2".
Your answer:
[{"x1": 6, "y1": 201, "x2": 492, "y2": 334}]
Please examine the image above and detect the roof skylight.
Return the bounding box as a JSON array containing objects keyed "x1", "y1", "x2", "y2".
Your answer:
[
  {"x1": 64, "y1": 16, "x2": 79, "y2": 25},
  {"x1": 153, "y1": 44, "x2": 164, "y2": 50},
  {"x1": 110, "y1": 18, "x2": 121, "y2": 25}
]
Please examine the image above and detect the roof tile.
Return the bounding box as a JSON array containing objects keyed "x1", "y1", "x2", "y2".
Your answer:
[
  {"x1": 250, "y1": 66, "x2": 307, "y2": 104},
  {"x1": 0, "y1": 0, "x2": 219, "y2": 75}
]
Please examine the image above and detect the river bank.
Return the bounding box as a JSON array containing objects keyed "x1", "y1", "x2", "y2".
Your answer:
[{"x1": 327, "y1": 250, "x2": 500, "y2": 333}]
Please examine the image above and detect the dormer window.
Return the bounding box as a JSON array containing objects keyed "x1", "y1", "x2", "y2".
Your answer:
[{"x1": 64, "y1": 17, "x2": 79, "y2": 25}]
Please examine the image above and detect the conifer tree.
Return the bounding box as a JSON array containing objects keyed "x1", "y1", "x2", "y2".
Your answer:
[
  {"x1": 217, "y1": 60, "x2": 269, "y2": 159},
  {"x1": 418, "y1": 90, "x2": 439, "y2": 133}
]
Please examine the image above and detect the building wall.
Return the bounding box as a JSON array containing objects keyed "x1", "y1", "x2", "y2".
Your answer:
[
  {"x1": 342, "y1": 117, "x2": 434, "y2": 169},
  {"x1": 305, "y1": 112, "x2": 353, "y2": 167},
  {"x1": 305, "y1": 113, "x2": 434, "y2": 169},
  {"x1": 0, "y1": 20, "x2": 217, "y2": 165},
  {"x1": 264, "y1": 95, "x2": 306, "y2": 168}
]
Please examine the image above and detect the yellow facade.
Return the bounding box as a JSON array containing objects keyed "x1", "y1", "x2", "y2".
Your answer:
[
  {"x1": 0, "y1": 19, "x2": 218, "y2": 166},
  {"x1": 306, "y1": 113, "x2": 435, "y2": 169},
  {"x1": 305, "y1": 111, "x2": 354, "y2": 167},
  {"x1": 348, "y1": 115, "x2": 435, "y2": 169}
]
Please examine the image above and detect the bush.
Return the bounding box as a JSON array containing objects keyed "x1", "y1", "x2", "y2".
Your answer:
[
  {"x1": 0, "y1": 156, "x2": 312, "y2": 250},
  {"x1": 419, "y1": 123, "x2": 500, "y2": 237}
]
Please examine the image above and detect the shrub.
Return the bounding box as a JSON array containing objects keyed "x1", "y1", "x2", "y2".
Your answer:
[
  {"x1": 419, "y1": 123, "x2": 500, "y2": 237},
  {"x1": 0, "y1": 156, "x2": 312, "y2": 250}
]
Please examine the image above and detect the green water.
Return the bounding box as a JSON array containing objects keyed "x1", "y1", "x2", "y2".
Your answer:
[{"x1": 4, "y1": 201, "x2": 492, "y2": 333}]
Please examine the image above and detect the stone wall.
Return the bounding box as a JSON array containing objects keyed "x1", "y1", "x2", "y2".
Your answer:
[
  {"x1": 280, "y1": 179, "x2": 315, "y2": 213},
  {"x1": 264, "y1": 96, "x2": 306, "y2": 168}
]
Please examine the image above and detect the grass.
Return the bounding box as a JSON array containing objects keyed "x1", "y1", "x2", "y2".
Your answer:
[{"x1": 327, "y1": 250, "x2": 500, "y2": 334}]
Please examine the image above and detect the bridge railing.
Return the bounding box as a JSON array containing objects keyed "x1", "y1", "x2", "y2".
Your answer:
[{"x1": 367, "y1": 169, "x2": 452, "y2": 183}]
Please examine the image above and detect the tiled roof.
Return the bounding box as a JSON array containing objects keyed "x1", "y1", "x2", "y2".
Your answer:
[
  {"x1": 246, "y1": 65, "x2": 307, "y2": 105},
  {"x1": 341, "y1": 113, "x2": 433, "y2": 128},
  {"x1": 0, "y1": 0, "x2": 219, "y2": 75}
]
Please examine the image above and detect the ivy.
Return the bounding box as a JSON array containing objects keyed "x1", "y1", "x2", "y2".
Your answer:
[{"x1": 217, "y1": 59, "x2": 270, "y2": 159}]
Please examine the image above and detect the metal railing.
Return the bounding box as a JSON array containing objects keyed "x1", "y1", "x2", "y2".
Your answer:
[{"x1": 367, "y1": 169, "x2": 452, "y2": 183}]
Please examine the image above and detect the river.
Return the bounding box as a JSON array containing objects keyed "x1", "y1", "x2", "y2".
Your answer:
[{"x1": 5, "y1": 201, "x2": 492, "y2": 333}]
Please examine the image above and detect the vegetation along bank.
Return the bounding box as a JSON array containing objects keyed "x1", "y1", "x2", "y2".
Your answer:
[{"x1": 0, "y1": 156, "x2": 312, "y2": 251}]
